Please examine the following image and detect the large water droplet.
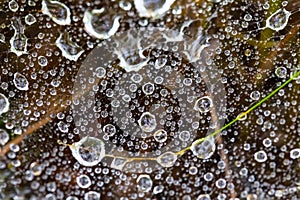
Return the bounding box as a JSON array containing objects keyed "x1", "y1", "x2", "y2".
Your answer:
[
  {"x1": 70, "y1": 137, "x2": 105, "y2": 167},
  {"x1": 138, "y1": 112, "x2": 157, "y2": 132},
  {"x1": 41, "y1": 0, "x2": 71, "y2": 25},
  {"x1": 10, "y1": 18, "x2": 28, "y2": 56},
  {"x1": 137, "y1": 174, "x2": 153, "y2": 192},
  {"x1": 266, "y1": 8, "x2": 291, "y2": 31},
  {"x1": 134, "y1": 0, "x2": 176, "y2": 18},
  {"x1": 191, "y1": 138, "x2": 216, "y2": 159},
  {"x1": 0, "y1": 129, "x2": 9, "y2": 146},
  {"x1": 156, "y1": 151, "x2": 177, "y2": 167},
  {"x1": 55, "y1": 32, "x2": 84, "y2": 61},
  {"x1": 0, "y1": 94, "x2": 9, "y2": 115},
  {"x1": 13, "y1": 72, "x2": 29, "y2": 91},
  {"x1": 83, "y1": 8, "x2": 120, "y2": 40}
]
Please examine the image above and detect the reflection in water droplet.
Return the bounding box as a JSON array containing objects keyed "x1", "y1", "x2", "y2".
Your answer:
[
  {"x1": 134, "y1": 0, "x2": 175, "y2": 18},
  {"x1": 41, "y1": 0, "x2": 71, "y2": 25},
  {"x1": 0, "y1": 94, "x2": 9, "y2": 115},
  {"x1": 0, "y1": 129, "x2": 9, "y2": 145},
  {"x1": 76, "y1": 174, "x2": 91, "y2": 189},
  {"x1": 84, "y1": 191, "x2": 100, "y2": 200},
  {"x1": 157, "y1": 151, "x2": 177, "y2": 167},
  {"x1": 137, "y1": 174, "x2": 153, "y2": 192},
  {"x1": 266, "y1": 8, "x2": 291, "y2": 31},
  {"x1": 191, "y1": 138, "x2": 216, "y2": 159},
  {"x1": 254, "y1": 150, "x2": 267, "y2": 163},
  {"x1": 55, "y1": 32, "x2": 84, "y2": 61},
  {"x1": 13, "y1": 72, "x2": 29, "y2": 91},
  {"x1": 153, "y1": 129, "x2": 168, "y2": 143},
  {"x1": 83, "y1": 8, "x2": 120, "y2": 40},
  {"x1": 10, "y1": 18, "x2": 28, "y2": 56},
  {"x1": 138, "y1": 112, "x2": 157, "y2": 132},
  {"x1": 70, "y1": 137, "x2": 105, "y2": 167},
  {"x1": 194, "y1": 96, "x2": 213, "y2": 113}
]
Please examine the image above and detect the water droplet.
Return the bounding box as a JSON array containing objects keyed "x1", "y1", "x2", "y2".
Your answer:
[
  {"x1": 110, "y1": 157, "x2": 127, "y2": 170},
  {"x1": 250, "y1": 91, "x2": 260, "y2": 101},
  {"x1": 137, "y1": 174, "x2": 153, "y2": 192},
  {"x1": 0, "y1": 94, "x2": 9, "y2": 115},
  {"x1": 266, "y1": 8, "x2": 291, "y2": 31},
  {"x1": 194, "y1": 96, "x2": 213, "y2": 113},
  {"x1": 41, "y1": 0, "x2": 71, "y2": 25},
  {"x1": 119, "y1": 1, "x2": 132, "y2": 11},
  {"x1": 30, "y1": 162, "x2": 42, "y2": 176},
  {"x1": 0, "y1": 33, "x2": 5, "y2": 43},
  {"x1": 142, "y1": 82, "x2": 155, "y2": 95},
  {"x1": 254, "y1": 150, "x2": 267, "y2": 163},
  {"x1": 216, "y1": 178, "x2": 226, "y2": 189},
  {"x1": 84, "y1": 191, "x2": 100, "y2": 200},
  {"x1": 9, "y1": 0, "x2": 19, "y2": 12},
  {"x1": 13, "y1": 72, "x2": 29, "y2": 91},
  {"x1": 103, "y1": 124, "x2": 116, "y2": 136},
  {"x1": 57, "y1": 121, "x2": 69, "y2": 133},
  {"x1": 55, "y1": 32, "x2": 84, "y2": 61},
  {"x1": 138, "y1": 112, "x2": 157, "y2": 132},
  {"x1": 155, "y1": 56, "x2": 167, "y2": 69},
  {"x1": 134, "y1": 0, "x2": 176, "y2": 18},
  {"x1": 153, "y1": 129, "x2": 167, "y2": 143},
  {"x1": 179, "y1": 131, "x2": 191, "y2": 141},
  {"x1": 70, "y1": 137, "x2": 105, "y2": 167},
  {"x1": 244, "y1": 14, "x2": 252, "y2": 22},
  {"x1": 25, "y1": 14, "x2": 37, "y2": 25},
  {"x1": 83, "y1": 8, "x2": 120, "y2": 40},
  {"x1": 191, "y1": 138, "x2": 216, "y2": 159},
  {"x1": 157, "y1": 151, "x2": 177, "y2": 167},
  {"x1": 38, "y1": 56, "x2": 48, "y2": 67},
  {"x1": 95, "y1": 67, "x2": 106, "y2": 78},
  {"x1": 197, "y1": 194, "x2": 211, "y2": 200},
  {"x1": 66, "y1": 196, "x2": 79, "y2": 200},
  {"x1": 10, "y1": 18, "x2": 28, "y2": 56},
  {"x1": 0, "y1": 129, "x2": 9, "y2": 146},
  {"x1": 76, "y1": 174, "x2": 91, "y2": 189},
  {"x1": 153, "y1": 185, "x2": 164, "y2": 194},
  {"x1": 290, "y1": 148, "x2": 300, "y2": 159},
  {"x1": 275, "y1": 67, "x2": 287, "y2": 78},
  {"x1": 247, "y1": 194, "x2": 258, "y2": 200}
]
